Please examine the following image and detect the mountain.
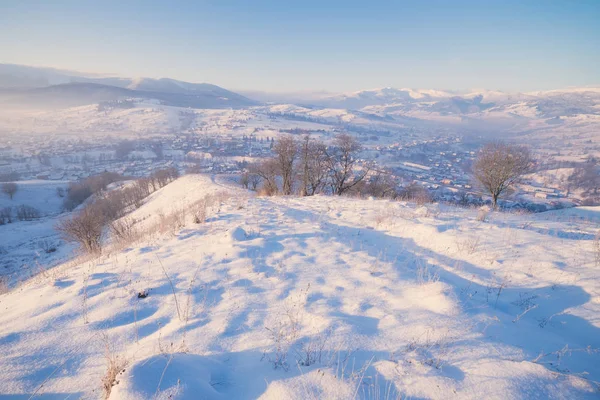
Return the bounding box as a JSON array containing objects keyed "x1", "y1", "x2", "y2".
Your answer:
[
  {"x1": 0, "y1": 64, "x2": 258, "y2": 109},
  {"x1": 312, "y1": 87, "x2": 455, "y2": 109}
]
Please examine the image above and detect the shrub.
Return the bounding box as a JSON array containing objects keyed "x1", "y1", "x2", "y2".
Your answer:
[
  {"x1": 56, "y1": 206, "x2": 105, "y2": 254},
  {"x1": 0, "y1": 207, "x2": 11, "y2": 224},
  {"x1": 400, "y1": 183, "x2": 431, "y2": 205},
  {"x1": 109, "y1": 218, "x2": 138, "y2": 245},
  {"x1": 38, "y1": 239, "x2": 57, "y2": 254},
  {"x1": 63, "y1": 172, "x2": 123, "y2": 211},
  {"x1": 191, "y1": 199, "x2": 207, "y2": 224},
  {"x1": 16, "y1": 205, "x2": 40, "y2": 221}
]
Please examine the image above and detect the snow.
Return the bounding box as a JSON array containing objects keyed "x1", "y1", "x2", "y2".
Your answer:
[
  {"x1": 0, "y1": 180, "x2": 69, "y2": 217},
  {"x1": 0, "y1": 175, "x2": 599, "y2": 399}
]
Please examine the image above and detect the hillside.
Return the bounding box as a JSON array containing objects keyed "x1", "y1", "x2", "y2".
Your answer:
[{"x1": 0, "y1": 175, "x2": 599, "y2": 399}]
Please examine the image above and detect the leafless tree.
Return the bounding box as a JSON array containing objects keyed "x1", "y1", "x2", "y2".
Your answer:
[
  {"x1": 325, "y1": 133, "x2": 371, "y2": 195},
  {"x1": 2, "y1": 182, "x2": 18, "y2": 200},
  {"x1": 298, "y1": 135, "x2": 328, "y2": 196},
  {"x1": 472, "y1": 141, "x2": 534, "y2": 209},
  {"x1": 63, "y1": 172, "x2": 123, "y2": 211},
  {"x1": 250, "y1": 159, "x2": 279, "y2": 196},
  {"x1": 56, "y1": 206, "x2": 105, "y2": 253},
  {"x1": 273, "y1": 136, "x2": 298, "y2": 195},
  {"x1": 16, "y1": 205, "x2": 40, "y2": 221},
  {"x1": 56, "y1": 209, "x2": 103, "y2": 253},
  {"x1": 568, "y1": 158, "x2": 599, "y2": 198},
  {"x1": 248, "y1": 173, "x2": 261, "y2": 191},
  {"x1": 0, "y1": 207, "x2": 12, "y2": 224}
]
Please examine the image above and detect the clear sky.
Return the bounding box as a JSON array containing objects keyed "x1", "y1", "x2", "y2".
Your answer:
[{"x1": 1, "y1": 0, "x2": 599, "y2": 92}]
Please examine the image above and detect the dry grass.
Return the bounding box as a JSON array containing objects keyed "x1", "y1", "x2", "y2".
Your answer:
[
  {"x1": 101, "y1": 334, "x2": 128, "y2": 399},
  {"x1": 594, "y1": 231, "x2": 600, "y2": 267},
  {"x1": 455, "y1": 235, "x2": 481, "y2": 255},
  {"x1": 0, "y1": 276, "x2": 8, "y2": 295},
  {"x1": 415, "y1": 258, "x2": 440, "y2": 285}
]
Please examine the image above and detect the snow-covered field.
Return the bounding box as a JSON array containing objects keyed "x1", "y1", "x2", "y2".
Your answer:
[
  {"x1": 0, "y1": 180, "x2": 69, "y2": 217},
  {"x1": 0, "y1": 175, "x2": 599, "y2": 399},
  {"x1": 0, "y1": 180, "x2": 73, "y2": 285}
]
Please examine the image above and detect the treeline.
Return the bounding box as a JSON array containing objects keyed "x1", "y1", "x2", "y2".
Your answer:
[
  {"x1": 63, "y1": 168, "x2": 179, "y2": 211},
  {"x1": 240, "y1": 133, "x2": 400, "y2": 199},
  {"x1": 0, "y1": 205, "x2": 41, "y2": 225},
  {"x1": 56, "y1": 167, "x2": 179, "y2": 253}
]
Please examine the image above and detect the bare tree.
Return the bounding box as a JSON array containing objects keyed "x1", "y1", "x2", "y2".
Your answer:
[
  {"x1": 325, "y1": 133, "x2": 371, "y2": 195},
  {"x1": 298, "y1": 135, "x2": 328, "y2": 196},
  {"x1": 248, "y1": 173, "x2": 261, "y2": 191},
  {"x1": 56, "y1": 206, "x2": 105, "y2": 254},
  {"x1": 273, "y1": 136, "x2": 298, "y2": 195},
  {"x1": 472, "y1": 141, "x2": 534, "y2": 209},
  {"x1": 250, "y1": 159, "x2": 279, "y2": 196},
  {"x1": 16, "y1": 205, "x2": 40, "y2": 221},
  {"x1": 2, "y1": 182, "x2": 18, "y2": 200},
  {"x1": 0, "y1": 207, "x2": 12, "y2": 224},
  {"x1": 568, "y1": 158, "x2": 599, "y2": 198}
]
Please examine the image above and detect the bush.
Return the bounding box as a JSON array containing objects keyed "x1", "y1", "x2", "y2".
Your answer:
[
  {"x1": 56, "y1": 206, "x2": 105, "y2": 254},
  {"x1": 109, "y1": 218, "x2": 138, "y2": 245},
  {"x1": 400, "y1": 183, "x2": 431, "y2": 205},
  {"x1": 63, "y1": 172, "x2": 123, "y2": 211},
  {"x1": 16, "y1": 205, "x2": 40, "y2": 221},
  {"x1": 0, "y1": 207, "x2": 12, "y2": 224},
  {"x1": 38, "y1": 239, "x2": 57, "y2": 254}
]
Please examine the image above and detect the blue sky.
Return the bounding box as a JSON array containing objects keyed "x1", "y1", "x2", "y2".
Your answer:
[{"x1": 1, "y1": 0, "x2": 599, "y2": 92}]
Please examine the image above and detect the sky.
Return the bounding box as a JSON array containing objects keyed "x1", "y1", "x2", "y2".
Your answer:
[{"x1": 1, "y1": 0, "x2": 599, "y2": 93}]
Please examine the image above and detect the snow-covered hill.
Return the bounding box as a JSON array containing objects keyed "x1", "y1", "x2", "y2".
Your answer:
[{"x1": 0, "y1": 175, "x2": 599, "y2": 399}]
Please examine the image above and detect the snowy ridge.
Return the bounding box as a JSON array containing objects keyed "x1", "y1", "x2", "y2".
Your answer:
[{"x1": 0, "y1": 175, "x2": 599, "y2": 399}]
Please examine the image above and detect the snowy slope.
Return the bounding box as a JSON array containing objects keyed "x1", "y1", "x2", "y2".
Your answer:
[{"x1": 0, "y1": 175, "x2": 599, "y2": 399}]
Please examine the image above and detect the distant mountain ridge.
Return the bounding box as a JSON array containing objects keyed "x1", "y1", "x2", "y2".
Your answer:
[
  {"x1": 1, "y1": 63, "x2": 599, "y2": 117},
  {"x1": 0, "y1": 64, "x2": 258, "y2": 109}
]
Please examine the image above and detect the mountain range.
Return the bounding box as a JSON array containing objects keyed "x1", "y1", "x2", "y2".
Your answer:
[
  {"x1": 0, "y1": 64, "x2": 258, "y2": 109},
  {"x1": 1, "y1": 63, "x2": 599, "y2": 120}
]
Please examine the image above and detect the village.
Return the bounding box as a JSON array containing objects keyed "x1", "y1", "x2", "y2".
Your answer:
[{"x1": 0, "y1": 124, "x2": 574, "y2": 212}]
